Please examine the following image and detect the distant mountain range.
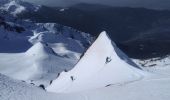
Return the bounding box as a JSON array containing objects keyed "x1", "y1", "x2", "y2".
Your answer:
[
  {"x1": 1, "y1": 0, "x2": 170, "y2": 59},
  {"x1": 14, "y1": 3, "x2": 170, "y2": 59}
]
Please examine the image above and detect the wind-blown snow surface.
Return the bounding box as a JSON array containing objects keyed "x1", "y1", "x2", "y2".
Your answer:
[
  {"x1": 0, "y1": 73, "x2": 84, "y2": 100},
  {"x1": 47, "y1": 31, "x2": 148, "y2": 93},
  {"x1": 1, "y1": 72, "x2": 170, "y2": 100}
]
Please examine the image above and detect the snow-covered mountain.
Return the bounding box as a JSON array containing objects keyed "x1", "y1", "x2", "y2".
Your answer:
[
  {"x1": 0, "y1": 0, "x2": 41, "y2": 16},
  {"x1": 1, "y1": 0, "x2": 170, "y2": 100},
  {"x1": 0, "y1": 3, "x2": 93, "y2": 86},
  {"x1": 0, "y1": 8, "x2": 93, "y2": 53},
  {"x1": 1, "y1": 32, "x2": 170, "y2": 100},
  {"x1": 46, "y1": 31, "x2": 148, "y2": 93}
]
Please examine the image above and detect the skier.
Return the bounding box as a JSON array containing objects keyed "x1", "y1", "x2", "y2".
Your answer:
[
  {"x1": 39, "y1": 84, "x2": 45, "y2": 90},
  {"x1": 106, "y1": 57, "x2": 112, "y2": 64},
  {"x1": 70, "y1": 76, "x2": 75, "y2": 81},
  {"x1": 64, "y1": 69, "x2": 68, "y2": 72},
  {"x1": 50, "y1": 80, "x2": 53, "y2": 85},
  {"x1": 57, "y1": 73, "x2": 60, "y2": 78}
]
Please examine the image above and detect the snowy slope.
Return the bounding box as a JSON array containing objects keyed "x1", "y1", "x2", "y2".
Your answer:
[
  {"x1": 47, "y1": 31, "x2": 148, "y2": 93},
  {"x1": 133, "y1": 56, "x2": 170, "y2": 76},
  {"x1": 0, "y1": 20, "x2": 32, "y2": 53},
  {"x1": 0, "y1": 73, "x2": 48, "y2": 100},
  {"x1": 0, "y1": 73, "x2": 80, "y2": 100},
  {"x1": 78, "y1": 76, "x2": 170, "y2": 100},
  {"x1": 1, "y1": 70, "x2": 170, "y2": 100},
  {"x1": 0, "y1": 33, "x2": 170, "y2": 100},
  {"x1": 0, "y1": 42, "x2": 78, "y2": 86}
]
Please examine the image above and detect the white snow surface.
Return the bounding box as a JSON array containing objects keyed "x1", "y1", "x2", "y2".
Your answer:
[
  {"x1": 133, "y1": 56, "x2": 170, "y2": 76},
  {"x1": 47, "y1": 31, "x2": 148, "y2": 93},
  {"x1": 1, "y1": 32, "x2": 170, "y2": 100},
  {"x1": 0, "y1": 42, "x2": 77, "y2": 86},
  {"x1": 1, "y1": 72, "x2": 170, "y2": 100},
  {"x1": 0, "y1": 33, "x2": 170, "y2": 100}
]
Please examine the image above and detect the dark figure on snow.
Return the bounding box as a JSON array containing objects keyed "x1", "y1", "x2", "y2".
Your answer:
[
  {"x1": 57, "y1": 73, "x2": 60, "y2": 78},
  {"x1": 50, "y1": 80, "x2": 53, "y2": 85},
  {"x1": 39, "y1": 84, "x2": 45, "y2": 90},
  {"x1": 64, "y1": 69, "x2": 68, "y2": 72},
  {"x1": 45, "y1": 43, "x2": 48, "y2": 46},
  {"x1": 106, "y1": 57, "x2": 112, "y2": 64},
  {"x1": 70, "y1": 76, "x2": 75, "y2": 81},
  {"x1": 105, "y1": 84, "x2": 112, "y2": 87},
  {"x1": 30, "y1": 83, "x2": 35, "y2": 85}
]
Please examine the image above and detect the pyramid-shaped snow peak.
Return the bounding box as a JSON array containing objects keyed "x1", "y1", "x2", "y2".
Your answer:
[
  {"x1": 26, "y1": 42, "x2": 55, "y2": 56},
  {"x1": 47, "y1": 31, "x2": 147, "y2": 93}
]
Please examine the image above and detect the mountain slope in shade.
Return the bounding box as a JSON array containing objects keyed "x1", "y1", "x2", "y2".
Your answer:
[
  {"x1": 47, "y1": 31, "x2": 148, "y2": 93},
  {"x1": 0, "y1": 0, "x2": 41, "y2": 16}
]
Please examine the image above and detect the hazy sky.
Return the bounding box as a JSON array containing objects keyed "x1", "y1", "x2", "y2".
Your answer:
[{"x1": 24, "y1": 0, "x2": 170, "y2": 9}]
